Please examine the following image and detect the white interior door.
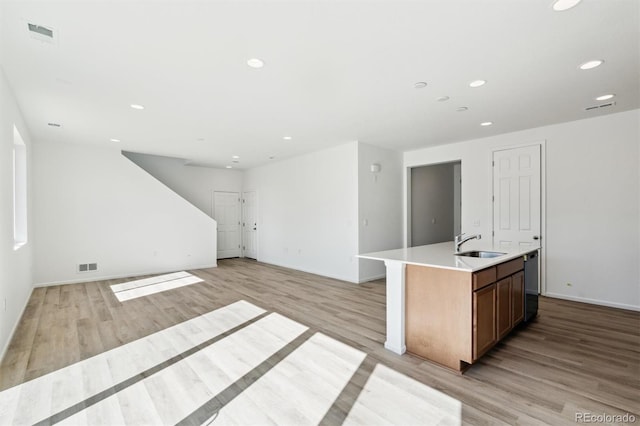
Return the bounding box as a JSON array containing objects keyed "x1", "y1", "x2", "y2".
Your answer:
[
  {"x1": 493, "y1": 145, "x2": 541, "y2": 249},
  {"x1": 213, "y1": 191, "x2": 241, "y2": 259},
  {"x1": 242, "y1": 191, "x2": 257, "y2": 259}
]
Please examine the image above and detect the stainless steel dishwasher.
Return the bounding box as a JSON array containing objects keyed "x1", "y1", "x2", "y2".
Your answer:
[{"x1": 524, "y1": 251, "x2": 539, "y2": 322}]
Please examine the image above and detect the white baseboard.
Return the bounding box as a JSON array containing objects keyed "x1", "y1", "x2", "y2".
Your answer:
[
  {"x1": 358, "y1": 273, "x2": 386, "y2": 283},
  {"x1": 1, "y1": 287, "x2": 34, "y2": 364},
  {"x1": 33, "y1": 263, "x2": 218, "y2": 287},
  {"x1": 258, "y1": 260, "x2": 359, "y2": 284},
  {"x1": 545, "y1": 292, "x2": 640, "y2": 312}
]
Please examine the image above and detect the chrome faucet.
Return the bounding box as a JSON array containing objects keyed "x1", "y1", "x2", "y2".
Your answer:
[{"x1": 455, "y1": 233, "x2": 481, "y2": 253}]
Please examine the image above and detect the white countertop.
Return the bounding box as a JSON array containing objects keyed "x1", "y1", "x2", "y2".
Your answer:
[{"x1": 358, "y1": 241, "x2": 539, "y2": 272}]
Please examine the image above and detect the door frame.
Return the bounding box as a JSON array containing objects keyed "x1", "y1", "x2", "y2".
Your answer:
[
  {"x1": 241, "y1": 190, "x2": 258, "y2": 260},
  {"x1": 490, "y1": 140, "x2": 546, "y2": 295},
  {"x1": 406, "y1": 160, "x2": 462, "y2": 248}
]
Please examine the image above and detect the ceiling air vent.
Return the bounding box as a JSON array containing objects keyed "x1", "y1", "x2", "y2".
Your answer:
[
  {"x1": 27, "y1": 22, "x2": 56, "y2": 44},
  {"x1": 28, "y1": 23, "x2": 53, "y2": 38},
  {"x1": 585, "y1": 102, "x2": 616, "y2": 111}
]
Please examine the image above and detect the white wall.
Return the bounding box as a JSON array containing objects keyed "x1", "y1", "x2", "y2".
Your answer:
[
  {"x1": 33, "y1": 142, "x2": 218, "y2": 286},
  {"x1": 243, "y1": 142, "x2": 359, "y2": 282},
  {"x1": 123, "y1": 152, "x2": 243, "y2": 217},
  {"x1": 357, "y1": 142, "x2": 403, "y2": 282},
  {"x1": 0, "y1": 67, "x2": 34, "y2": 360},
  {"x1": 404, "y1": 109, "x2": 640, "y2": 311}
]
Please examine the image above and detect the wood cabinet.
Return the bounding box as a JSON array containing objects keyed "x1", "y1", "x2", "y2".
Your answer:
[
  {"x1": 496, "y1": 276, "x2": 512, "y2": 340},
  {"x1": 406, "y1": 256, "x2": 526, "y2": 372},
  {"x1": 472, "y1": 283, "x2": 496, "y2": 360}
]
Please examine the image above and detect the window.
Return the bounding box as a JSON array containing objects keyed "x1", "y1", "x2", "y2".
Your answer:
[{"x1": 13, "y1": 126, "x2": 27, "y2": 250}]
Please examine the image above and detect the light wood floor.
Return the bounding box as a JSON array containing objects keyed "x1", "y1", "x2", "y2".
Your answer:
[{"x1": 1, "y1": 258, "x2": 638, "y2": 425}]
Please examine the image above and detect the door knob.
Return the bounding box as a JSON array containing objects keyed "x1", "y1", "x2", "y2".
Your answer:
[{"x1": 533, "y1": 236, "x2": 540, "y2": 240}]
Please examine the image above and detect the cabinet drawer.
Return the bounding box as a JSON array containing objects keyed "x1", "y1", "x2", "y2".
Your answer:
[
  {"x1": 473, "y1": 267, "x2": 496, "y2": 290},
  {"x1": 497, "y1": 257, "x2": 524, "y2": 280}
]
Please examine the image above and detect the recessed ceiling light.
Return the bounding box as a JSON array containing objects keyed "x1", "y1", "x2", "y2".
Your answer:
[
  {"x1": 552, "y1": 0, "x2": 582, "y2": 11},
  {"x1": 456, "y1": 107, "x2": 469, "y2": 112},
  {"x1": 414, "y1": 82, "x2": 428, "y2": 89},
  {"x1": 595, "y1": 94, "x2": 615, "y2": 101},
  {"x1": 283, "y1": 136, "x2": 292, "y2": 140},
  {"x1": 110, "y1": 138, "x2": 120, "y2": 142},
  {"x1": 247, "y1": 58, "x2": 264, "y2": 68},
  {"x1": 130, "y1": 104, "x2": 145, "y2": 110},
  {"x1": 436, "y1": 96, "x2": 450, "y2": 102},
  {"x1": 232, "y1": 155, "x2": 240, "y2": 159},
  {"x1": 579, "y1": 60, "x2": 604, "y2": 70},
  {"x1": 480, "y1": 121, "x2": 493, "y2": 126},
  {"x1": 469, "y1": 80, "x2": 486, "y2": 88},
  {"x1": 47, "y1": 122, "x2": 61, "y2": 127},
  {"x1": 226, "y1": 166, "x2": 232, "y2": 169}
]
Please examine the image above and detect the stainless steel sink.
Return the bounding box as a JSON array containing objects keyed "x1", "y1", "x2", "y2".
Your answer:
[{"x1": 455, "y1": 250, "x2": 506, "y2": 258}]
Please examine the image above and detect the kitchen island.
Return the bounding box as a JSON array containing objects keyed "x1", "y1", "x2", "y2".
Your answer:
[{"x1": 358, "y1": 241, "x2": 539, "y2": 371}]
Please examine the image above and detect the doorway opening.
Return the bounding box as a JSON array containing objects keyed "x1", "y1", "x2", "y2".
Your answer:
[{"x1": 409, "y1": 161, "x2": 461, "y2": 247}]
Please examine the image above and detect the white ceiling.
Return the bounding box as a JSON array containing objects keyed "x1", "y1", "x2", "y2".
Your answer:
[{"x1": 1, "y1": 0, "x2": 638, "y2": 169}]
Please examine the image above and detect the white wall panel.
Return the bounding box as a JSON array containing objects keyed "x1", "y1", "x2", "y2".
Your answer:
[
  {"x1": 33, "y1": 142, "x2": 217, "y2": 286},
  {"x1": 243, "y1": 143, "x2": 359, "y2": 282},
  {"x1": 0, "y1": 68, "x2": 34, "y2": 360}
]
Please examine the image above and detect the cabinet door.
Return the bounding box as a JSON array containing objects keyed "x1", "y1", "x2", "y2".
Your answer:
[
  {"x1": 473, "y1": 283, "x2": 497, "y2": 360},
  {"x1": 496, "y1": 276, "x2": 512, "y2": 340},
  {"x1": 511, "y1": 271, "x2": 525, "y2": 325}
]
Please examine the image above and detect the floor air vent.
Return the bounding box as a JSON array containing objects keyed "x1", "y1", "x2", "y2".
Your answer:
[{"x1": 78, "y1": 263, "x2": 98, "y2": 273}]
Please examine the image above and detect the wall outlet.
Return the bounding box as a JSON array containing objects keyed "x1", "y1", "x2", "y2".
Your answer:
[{"x1": 473, "y1": 219, "x2": 480, "y2": 227}]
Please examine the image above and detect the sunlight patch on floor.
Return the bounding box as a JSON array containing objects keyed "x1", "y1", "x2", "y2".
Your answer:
[
  {"x1": 110, "y1": 271, "x2": 203, "y2": 301},
  {"x1": 0, "y1": 299, "x2": 466, "y2": 426},
  {"x1": 343, "y1": 363, "x2": 462, "y2": 425},
  {"x1": 213, "y1": 332, "x2": 366, "y2": 425},
  {"x1": 59, "y1": 313, "x2": 308, "y2": 425},
  {"x1": 0, "y1": 300, "x2": 265, "y2": 425}
]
